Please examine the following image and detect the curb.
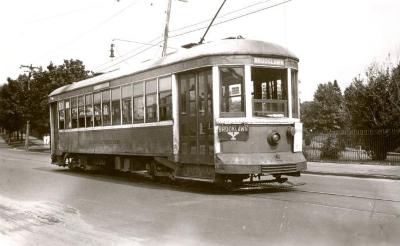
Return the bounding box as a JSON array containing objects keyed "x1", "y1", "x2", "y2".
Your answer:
[{"x1": 304, "y1": 171, "x2": 400, "y2": 181}]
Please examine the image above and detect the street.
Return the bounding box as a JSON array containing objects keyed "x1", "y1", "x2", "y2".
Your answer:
[{"x1": 1, "y1": 145, "x2": 400, "y2": 246}]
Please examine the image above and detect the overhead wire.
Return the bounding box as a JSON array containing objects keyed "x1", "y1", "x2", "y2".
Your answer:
[
  {"x1": 41, "y1": 0, "x2": 143, "y2": 61},
  {"x1": 170, "y1": 0, "x2": 292, "y2": 39},
  {"x1": 93, "y1": 0, "x2": 292, "y2": 73},
  {"x1": 169, "y1": 0, "x2": 275, "y2": 34}
]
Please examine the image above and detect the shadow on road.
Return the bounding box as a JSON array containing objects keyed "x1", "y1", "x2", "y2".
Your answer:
[{"x1": 33, "y1": 166, "x2": 296, "y2": 196}]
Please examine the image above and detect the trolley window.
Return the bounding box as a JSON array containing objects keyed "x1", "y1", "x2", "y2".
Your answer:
[
  {"x1": 85, "y1": 94, "x2": 93, "y2": 127},
  {"x1": 145, "y1": 79, "x2": 157, "y2": 123},
  {"x1": 251, "y1": 67, "x2": 288, "y2": 117},
  {"x1": 133, "y1": 82, "x2": 144, "y2": 123},
  {"x1": 93, "y1": 92, "x2": 101, "y2": 127},
  {"x1": 291, "y1": 69, "x2": 299, "y2": 118},
  {"x1": 122, "y1": 84, "x2": 132, "y2": 124},
  {"x1": 64, "y1": 99, "x2": 71, "y2": 129},
  {"x1": 102, "y1": 90, "x2": 111, "y2": 126},
  {"x1": 78, "y1": 96, "x2": 85, "y2": 127},
  {"x1": 220, "y1": 67, "x2": 245, "y2": 117},
  {"x1": 58, "y1": 101, "x2": 64, "y2": 130},
  {"x1": 158, "y1": 76, "x2": 172, "y2": 121},
  {"x1": 111, "y1": 87, "x2": 121, "y2": 125},
  {"x1": 71, "y1": 97, "x2": 78, "y2": 129}
]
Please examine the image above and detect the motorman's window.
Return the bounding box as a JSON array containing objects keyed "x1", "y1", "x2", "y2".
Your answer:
[
  {"x1": 122, "y1": 84, "x2": 132, "y2": 124},
  {"x1": 102, "y1": 90, "x2": 111, "y2": 126},
  {"x1": 64, "y1": 99, "x2": 71, "y2": 129},
  {"x1": 85, "y1": 94, "x2": 93, "y2": 127},
  {"x1": 145, "y1": 79, "x2": 157, "y2": 123},
  {"x1": 71, "y1": 97, "x2": 78, "y2": 129},
  {"x1": 291, "y1": 69, "x2": 299, "y2": 118},
  {"x1": 93, "y1": 92, "x2": 101, "y2": 127},
  {"x1": 251, "y1": 67, "x2": 288, "y2": 117},
  {"x1": 111, "y1": 87, "x2": 121, "y2": 125},
  {"x1": 220, "y1": 67, "x2": 245, "y2": 117},
  {"x1": 58, "y1": 101, "x2": 64, "y2": 130},
  {"x1": 78, "y1": 96, "x2": 85, "y2": 127},
  {"x1": 133, "y1": 82, "x2": 144, "y2": 123},
  {"x1": 158, "y1": 76, "x2": 172, "y2": 121}
]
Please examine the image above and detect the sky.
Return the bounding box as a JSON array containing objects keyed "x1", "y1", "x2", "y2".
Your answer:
[{"x1": 1, "y1": 0, "x2": 399, "y2": 101}]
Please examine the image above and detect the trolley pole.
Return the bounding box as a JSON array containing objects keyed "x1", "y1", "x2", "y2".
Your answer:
[{"x1": 20, "y1": 64, "x2": 39, "y2": 151}]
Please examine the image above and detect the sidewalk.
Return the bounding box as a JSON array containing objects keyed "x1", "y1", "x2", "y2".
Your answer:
[
  {"x1": 0, "y1": 134, "x2": 50, "y2": 153},
  {"x1": 305, "y1": 162, "x2": 400, "y2": 180}
]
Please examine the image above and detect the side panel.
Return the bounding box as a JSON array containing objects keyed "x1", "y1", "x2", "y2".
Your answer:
[{"x1": 58, "y1": 126, "x2": 173, "y2": 156}]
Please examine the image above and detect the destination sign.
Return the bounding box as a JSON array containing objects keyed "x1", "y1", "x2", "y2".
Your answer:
[
  {"x1": 254, "y1": 57, "x2": 285, "y2": 67},
  {"x1": 218, "y1": 124, "x2": 249, "y2": 141}
]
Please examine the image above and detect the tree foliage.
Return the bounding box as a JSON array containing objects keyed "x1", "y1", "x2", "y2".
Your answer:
[
  {"x1": 301, "y1": 80, "x2": 345, "y2": 132},
  {"x1": 0, "y1": 59, "x2": 90, "y2": 136},
  {"x1": 344, "y1": 63, "x2": 400, "y2": 129},
  {"x1": 344, "y1": 62, "x2": 400, "y2": 160}
]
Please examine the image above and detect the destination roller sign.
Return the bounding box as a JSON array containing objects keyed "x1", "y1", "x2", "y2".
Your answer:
[{"x1": 218, "y1": 124, "x2": 249, "y2": 141}]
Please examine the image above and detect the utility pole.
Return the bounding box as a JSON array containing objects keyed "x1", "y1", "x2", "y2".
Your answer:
[
  {"x1": 161, "y1": 0, "x2": 173, "y2": 57},
  {"x1": 20, "y1": 64, "x2": 39, "y2": 151}
]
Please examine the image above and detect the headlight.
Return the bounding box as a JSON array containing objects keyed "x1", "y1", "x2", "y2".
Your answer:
[{"x1": 268, "y1": 131, "x2": 281, "y2": 145}]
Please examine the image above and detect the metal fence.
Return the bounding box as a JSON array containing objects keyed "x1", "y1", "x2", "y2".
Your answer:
[{"x1": 303, "y1": 129, "x2": 400, "y2": 165}]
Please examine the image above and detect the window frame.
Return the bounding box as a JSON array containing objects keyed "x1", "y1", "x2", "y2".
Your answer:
[
  {"x1": 145, "y1": 79, "x2": 157, "y2": 123},
  {"x1": 219, "y1": 66, "x2": 246, "y2": 118},
  {"x1": 158, "y1": 76, "x2": 172, "y2": 121},
  {"x1": 111, "y1": 87, "x2": 121, "y2": 125},
  {"x1": 251, "y1": 66, "x2": 289, "y2": 118}
]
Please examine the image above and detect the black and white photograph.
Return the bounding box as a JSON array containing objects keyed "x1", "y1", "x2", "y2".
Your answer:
[{"x1": 1, "y1": 0, "x2": 400, "y2": 245}]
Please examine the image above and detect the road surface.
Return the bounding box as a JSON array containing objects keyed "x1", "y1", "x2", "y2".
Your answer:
[{"x1": 1, "y1": 144, "x2": 399, "y2": 245}]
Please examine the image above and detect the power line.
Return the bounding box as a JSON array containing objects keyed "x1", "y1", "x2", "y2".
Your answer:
[
  {"x1": 169, "y1": 0, "x2": 275, "y2": 34},
  {"x1": 94, "y1": 1, "x2": 276, "y2": 71},
  {"x1": 93, "y1": 0, "x2": 292, "y2": 72},
  {"x1": 170, "y1": 0, "x2": 292, "y2": 39},
  {"x1": 42, "y1": 0, "x2": 143, "y2": 60}
]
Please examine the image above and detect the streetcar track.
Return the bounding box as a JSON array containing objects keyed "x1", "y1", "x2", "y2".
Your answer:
[
  {"x1": 244, "y1": 191, "x2": 400, "y2": 217},
  {"x1": 292, "y1": 188, "x2": 400, "y2": 203}
]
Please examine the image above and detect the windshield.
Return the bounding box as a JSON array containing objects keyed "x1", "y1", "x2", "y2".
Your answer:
[{"x1": 251, "y1": 67, "x2": 288, "y2": 117}]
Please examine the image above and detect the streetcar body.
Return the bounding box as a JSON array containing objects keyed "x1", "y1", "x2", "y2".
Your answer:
[{"x1": 49, "y1": 39, "x2": 306, "y2": 185}]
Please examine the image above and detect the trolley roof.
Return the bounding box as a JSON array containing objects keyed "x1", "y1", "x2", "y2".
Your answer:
[{"x1": 49, "y1": 39, "x2": 297, "y2": 97}]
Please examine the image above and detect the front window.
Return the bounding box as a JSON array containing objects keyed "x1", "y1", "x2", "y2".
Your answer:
[
  {"x1": 220, "y1": 67, "x2": 245, "y2": 117},
  {"x1": 251, "y1": 67, "x2": 288, "y2": 117}
]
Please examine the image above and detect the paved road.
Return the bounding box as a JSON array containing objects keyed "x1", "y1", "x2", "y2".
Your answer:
[{"x1": 1, "y1": 145, "x2": 400, "y2": 245}]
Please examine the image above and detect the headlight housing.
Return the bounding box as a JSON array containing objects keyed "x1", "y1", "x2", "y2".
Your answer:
[{"x1": 268, "y1": 131, "x2": 281, "y2": 145}]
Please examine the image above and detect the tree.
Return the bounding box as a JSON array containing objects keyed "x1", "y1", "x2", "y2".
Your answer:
[
  {"x1": 301, "y1": 80, "x2": 345, "y2": 132},
  {"x1": 344, "y1": 62, "x2": 400, "y2": 160},
  {"x1": 29, "y1": 59, "x2": 91, "y2": 136},
  {"x1": 0, "y1": 82, "x2": 25, "y2": 138},
  {"x1": 0, "y1": 59, "x2": 90, "y2": 138},
  {"x1": 345, "y1": 63, "x2": 400, "y2": 129}
]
